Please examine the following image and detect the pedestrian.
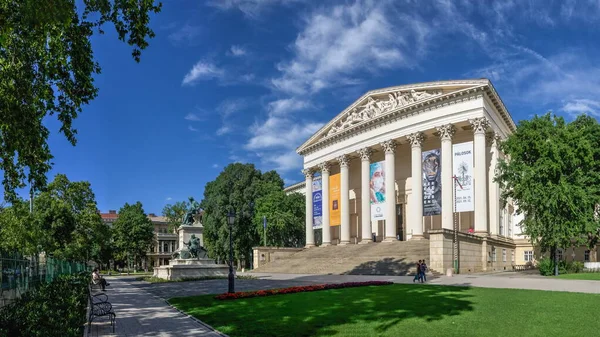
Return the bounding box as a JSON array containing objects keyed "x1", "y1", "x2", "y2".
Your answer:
[
  {"x1": 413, "y1": 260, "x2": 422, "y2": 283},
  {"x1": 92, "y1": 268, "x2": 110, "y2": 291},
  {"x1": 420, "y1": 259, "x2": 428, "y2": 283}
]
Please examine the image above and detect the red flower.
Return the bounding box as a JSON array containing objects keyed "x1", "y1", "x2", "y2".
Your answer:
[{"x1": 215, "y1": 281, "x2": 393, "y2": 300}]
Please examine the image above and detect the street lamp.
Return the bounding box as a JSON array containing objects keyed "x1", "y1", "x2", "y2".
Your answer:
[{"x1": 227, "y1": 210, "x2": 236, "y2": 293}]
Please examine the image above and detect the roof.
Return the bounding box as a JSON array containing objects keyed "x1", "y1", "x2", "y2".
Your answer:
[{"x1": 99, "y1": 212, "x2": 168, "y2": 224}]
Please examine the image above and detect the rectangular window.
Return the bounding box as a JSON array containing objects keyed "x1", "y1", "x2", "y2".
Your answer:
[
  {"x1": 499, "y1": 209, "x2": 504, "y2": 236},
  {"x1": 502, "y1": 249, "x2": 507, "y2": 262},
  {"x1": 524, "y1": 250, "x2": 534, "y2": 262},
  {"x1": 557, "y1": 249, "x2": 563, "y2": 261},
  {"x1": 585, "y1": 250, "x2": 590, "y2": 262},
  {"x1": 507, "y1": 210, "x2": 513, "y2": 237},
  {"x1": 511, "y1": 250, "x2": 515, "y2": 262},
  {"x1": 492, "y1": 247, "x2": 497, "y2": 262}
]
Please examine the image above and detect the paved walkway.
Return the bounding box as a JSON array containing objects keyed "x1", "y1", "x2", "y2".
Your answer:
[{"x1": 85, "y1": 277, "x2": 224, "y2": 337}]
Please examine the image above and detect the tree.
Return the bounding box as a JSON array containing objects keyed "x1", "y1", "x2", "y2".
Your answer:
[
  {"x1": 0, "y1": 174, "x2": 109, "y2": 262},
  {"x1": 496, "y1": 113, "x2": 600, "y2": 275},
  {"x1": 0, "y1": 0, "x2": 162, "y2": 202},
  {"x1": 254, "y1": 191, "x2": 305, "y2": 248},
  {"x1": 201, "y1": 163, "x2": 283, "y2": 268},
  {"x1": 163, "y1": 198, "x2": 196, "y2": 233},
  {"x1": 112, "y1": 202, "x2": 154, "y2": 270}
]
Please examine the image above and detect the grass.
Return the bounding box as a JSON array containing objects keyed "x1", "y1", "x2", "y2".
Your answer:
[
  {"x1": 555, "y1": 273, "x2": 600, "y2": 280},
  {"x1": 136, "y1": 275, "x2": 256, "y2": 283},
  {"x1": 170, "y1": 284, "x2": 600, "y2": 337}
]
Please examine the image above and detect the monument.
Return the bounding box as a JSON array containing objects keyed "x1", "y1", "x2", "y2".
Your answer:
[{"x1": 153, "y1": 198, "x2": 229, "y2": 280}]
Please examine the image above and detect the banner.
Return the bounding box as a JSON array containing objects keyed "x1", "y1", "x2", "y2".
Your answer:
[
  {"x1": 369, "y1": 161, "x2": 386, "y2": 220},
  {"x1": 422, "y1": 149, "x2": 442, "y2": 216},
  {"x1": 312, "y1": 178, "x2": 323, "y2": 229},
  {"x1": 329, "y1": 173, "x2": 341, "y2": 226},
  {"x1": 453, "y1": 141, "x2": 474, "y2": 212}
]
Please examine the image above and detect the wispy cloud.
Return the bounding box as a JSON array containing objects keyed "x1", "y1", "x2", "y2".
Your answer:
[
  {"x1": 217, "y1": 98, "x2": 248, "y2": 117},
  {"x1": 216, "y1": 126, "x2": 232, "y2": 136},
  {"x1": 206, "y1": 0, "x2": 302, "y2": 19},
  {"x1": 165, "y1": 197, "x2": 173, "y2": 201},
  {"x1": 188, "y1": 125, "x2": 199, "y2": 132},
  {"x1": 229, "y1": 45, "x2": 247, "y2": 57},
  {"x1": 212, "y1": 163, "x2": 219, "y2": 168},
  {"x1": 182, "y1": 61, "x2": 224, "y2": 86},
  {"x1": 168, "y1": 23, "x2": 202, "y2": 45},
  {"x1": 562, "y1": 99, "x2": 600, "y2": 118},
  {"x1": 267, "y1": 98, "x2": 311, "y2": 116}
]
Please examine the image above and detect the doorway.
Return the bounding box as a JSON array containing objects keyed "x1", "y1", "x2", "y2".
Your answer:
[{"x1": 396, "y1": 204, "x2": 405, "y2": 241}]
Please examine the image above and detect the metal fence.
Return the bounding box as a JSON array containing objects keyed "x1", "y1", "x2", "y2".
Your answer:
[{"x1": 0, "y1": 255, "x2": 89, "y2": 307}]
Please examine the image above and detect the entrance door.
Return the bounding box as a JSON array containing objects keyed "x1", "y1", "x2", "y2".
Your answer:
[{"x1": 396, "y1": 204, "x2": 404, "y2": 241}]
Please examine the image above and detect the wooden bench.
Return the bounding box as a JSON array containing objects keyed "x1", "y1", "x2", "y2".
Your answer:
[{"x1": 87, "y1": 286, "x2": 116, "y2": 333}]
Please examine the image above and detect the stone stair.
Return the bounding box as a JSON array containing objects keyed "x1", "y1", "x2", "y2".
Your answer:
[{"x1": 252, "y1": 240, "x2": 441, "y2": 276}]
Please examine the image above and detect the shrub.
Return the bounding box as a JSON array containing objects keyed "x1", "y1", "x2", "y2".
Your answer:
[
  {"x1": 0, "y1": 273, "x2": 89, "y2": 337},
  {"x1": 570, "y1": 261, "x2": 584, "y2": 273},
  {"x1": 538, "y1": 258, "x2": 555, "y2": 276},
  {"x1": 214, "y1": 281, "x2": 394, "y2": 300}
]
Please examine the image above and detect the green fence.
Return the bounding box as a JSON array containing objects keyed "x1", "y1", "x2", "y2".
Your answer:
[{"x1": 0, "y1": 255, "x2": 89, "y2": 307}]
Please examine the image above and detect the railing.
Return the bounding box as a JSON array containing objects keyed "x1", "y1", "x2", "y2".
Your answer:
[{"x1": 0, "y1": 255, "x2": 89, "y2": 308}]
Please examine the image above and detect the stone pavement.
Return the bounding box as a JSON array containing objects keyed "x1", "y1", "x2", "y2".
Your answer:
[{"x1": 84, "y1": 277, "x2": 224, "y2": 337}]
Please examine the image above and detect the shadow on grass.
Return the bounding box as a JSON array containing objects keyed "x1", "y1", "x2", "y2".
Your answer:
[
  {"x1": 342, "y1": 257, "x2": 412, "y2": 276},
  {"x1": 169, "y1": 284, "x2": 474, "y2": 337}
]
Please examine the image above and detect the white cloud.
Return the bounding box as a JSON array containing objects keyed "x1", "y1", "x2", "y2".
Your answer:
[
  {"x1": 267, "y1": 98, "x2": 311, "y2": 116},
  {"x1": 182, "y1": 61, "x2": 224, "y2": 86},
  {"x1": 230, "y1": 45, "x2": 247, "y2": 56},
  {"x1": 216, "y1": 125, "x2": 232, "y2": 136},
  {"x1": 562, "y1": 99, "x2": 600, "y2": 118},
  {"x1": 246, "y1": 116, "x2": 323, "y2": 151},
  {"x1": 188, "y1": 125, "x2": 199, "y2": 132},
  {"x1": 270, "y1": 1, "x2": 431, "y2": 95},
  {"x1": 165, "y1": 197, "x2": 173, "y2": 201},
  {"x1": 263, "y1": 151, "x2": 305, "y2": 172},
  {"x1": 184, "y1": 112, "x2": 203, "y2": 121},
  {"x1": 217, "y1": 98, "x2": 248, "y2": 117},
  {"x1": 207, "y1": 0, "x2": 302, "y2": 18},
  {"x1": 212, "y1": 163, "x2": 219, "y2": 168},
  {"x1": 168, "y1": 24, "x2": 202, "y2": 45}
]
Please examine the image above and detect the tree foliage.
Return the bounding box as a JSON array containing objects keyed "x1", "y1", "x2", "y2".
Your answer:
[
  {"x1": 201, "y1": 163, "x2": 284, "y2": 267},
  {"x1": 0, "y1": 174, "x2": 109, "y2": 262},
  {"x1": 0, "y1": 0, "x2": 162, "y2": 201},
  {"x1": 254, "y1": 190, "x2": 305, "y2": 248},
  {"x1": 496, "y1": 113, "x2": 600, "y2": 260},
  {"x1": 111, "y1": 201, "x2": 154, "y2": 266}
]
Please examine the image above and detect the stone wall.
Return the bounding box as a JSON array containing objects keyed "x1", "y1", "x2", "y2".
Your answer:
[
  {"x1": 253, "y1": 247, "x2": 304, "y2": 269},
  {"x1": 429, "y1": 229, "x2": 517, "y2": 274}
]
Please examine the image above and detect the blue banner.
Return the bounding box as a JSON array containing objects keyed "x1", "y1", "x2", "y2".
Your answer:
[{"x1": 312, "y1": 178, "x2": 323, "y2": 229}]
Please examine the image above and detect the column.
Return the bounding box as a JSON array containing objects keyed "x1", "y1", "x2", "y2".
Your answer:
[
  {"x1": 357, "y1": 147, "x2": 373, "y2": 244},
  {"x1": 381, "y1": 139, "x2": 397, "y2": 242},
  {"x1": 338, "y1": 155, "x2": 351, "y2": 245},
  {"x1": 488, "y1": 132, "x2": 500, "y2": 236},
  {"x1": 302, "y1": 168, "x2": 316, "y2": 247},
  {"x1": 407, "y1": 132, "x2": 425, "y2": 239},
  {"x1": 320, "y1": 162, "x2": 332, "y2": 246},
  {"x1": 470, "y1": 117, "x2": 489, "y2": 234},
  {"x1": 437, "y1": 124, "x2": 455, "y2": 230}
]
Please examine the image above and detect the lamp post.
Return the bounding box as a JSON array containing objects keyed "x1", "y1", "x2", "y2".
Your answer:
[{"x1": 227, "y1": 210, "x2": 236, "y2": 293}]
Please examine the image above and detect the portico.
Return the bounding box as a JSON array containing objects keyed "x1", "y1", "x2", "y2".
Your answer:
[{"x1": 294, "y1": 79, "x2": 518, "y2": 272}]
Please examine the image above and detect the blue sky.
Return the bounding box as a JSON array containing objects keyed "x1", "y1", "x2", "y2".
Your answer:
[{"x1": 14, "y1": 0, "x2": 600, "y2": 214}]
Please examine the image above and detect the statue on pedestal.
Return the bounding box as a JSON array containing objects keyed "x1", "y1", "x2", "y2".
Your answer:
[{"x1": 182, "y1": 197, "x2": 201, "y2": 226}]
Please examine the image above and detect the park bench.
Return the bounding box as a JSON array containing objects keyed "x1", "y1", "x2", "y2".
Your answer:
[
  {"x1": 512, "y1": 264, "x2": 534, "y2": 271},
  {"x1": 87, "y1": 286, "x2": 116, "y2": 333}
]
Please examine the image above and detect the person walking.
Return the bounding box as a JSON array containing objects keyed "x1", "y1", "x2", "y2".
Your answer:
[
  {"x1": 413, "y1": 260, "x2": 422, "y2": 283},
  {"x1": 420, "y1": 259, "x2": 428, "y2": 283}
]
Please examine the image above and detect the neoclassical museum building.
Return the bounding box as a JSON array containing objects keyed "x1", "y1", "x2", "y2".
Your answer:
[{"x1": 280, "y1": 79, "x2": 590, "y2": 274}]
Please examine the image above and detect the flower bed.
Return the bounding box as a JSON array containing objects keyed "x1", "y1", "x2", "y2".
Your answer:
[{"x1": 215, "y1": 281, "x2": 393, "y2": 300}]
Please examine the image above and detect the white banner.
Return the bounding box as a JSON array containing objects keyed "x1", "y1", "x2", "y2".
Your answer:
[{"x1": 452, "y1": 141, "x2": 474, "y2": 212}]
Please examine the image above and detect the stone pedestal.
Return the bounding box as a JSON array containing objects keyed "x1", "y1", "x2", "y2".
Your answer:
[
  {"x1": 153, "y1": 258, "x2": 229, "y2": 281},
  {"x1": 178, "y1": 224, "x2": 204, "y2": 249}
]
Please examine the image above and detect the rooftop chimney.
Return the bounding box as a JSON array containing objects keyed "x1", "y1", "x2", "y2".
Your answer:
[{"x1": 109, "y1": 210, "x2": 116, "y2": 214}]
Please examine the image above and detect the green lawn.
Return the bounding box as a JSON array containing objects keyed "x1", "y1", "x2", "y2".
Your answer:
[
  {"x1": 555, "y1": 273, "x2": 600, "y2": 280},
  {"x1": 169, "y1": 284, "x2": 600, "y2": 337}
]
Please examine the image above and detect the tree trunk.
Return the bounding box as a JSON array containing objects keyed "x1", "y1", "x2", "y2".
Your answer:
[
  {"x1": 554, "y1": 245, "x2": 559, "y2": 276},
  {"x1": 592, "y1": 247, "x2": 598, "y2": 263}
]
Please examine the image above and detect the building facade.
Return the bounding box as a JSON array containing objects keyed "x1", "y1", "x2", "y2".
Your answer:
[
  {"x1": 288, "y1": 79, "x2": 526, "y2": 273},
  {"x1": 100, "y1": 211, "x2": 178, "y2": 268}
]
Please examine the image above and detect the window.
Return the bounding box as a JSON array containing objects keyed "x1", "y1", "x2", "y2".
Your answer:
[
  {"x1": 557, "y1": 249, "x2": 563, "y2": 261},
  {"x1": 524, "y1": 251, "x2": 534, "y2": 262},
  {"x1": 502, "y1": 249, "x2": 507, "y2": 262},
  {"x1": 492, "y1": 247, "x2": 497, "y2": 262},
  {"x1": 585, "y1": 250, "x2": 590, "y2": 262},
  {"x1": 163, "y1": 242, "x2": 169, "y2": 253},
  {"x1": 511, "y1": 250, "x2": 515, "y2": 262}
]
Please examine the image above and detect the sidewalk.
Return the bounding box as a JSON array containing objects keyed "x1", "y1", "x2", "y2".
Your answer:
[{"x1": 85, "y1": 277, "x2": 224, "y2": 337}]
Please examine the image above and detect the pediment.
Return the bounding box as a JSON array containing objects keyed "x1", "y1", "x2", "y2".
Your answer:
[{"x1": 297, "y1": 79, "x2": 492, "y2": 154}]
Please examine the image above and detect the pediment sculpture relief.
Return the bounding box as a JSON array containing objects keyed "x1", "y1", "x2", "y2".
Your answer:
[{"x1": 326, "y1": 89, "x2": 443, "y2": 136}]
